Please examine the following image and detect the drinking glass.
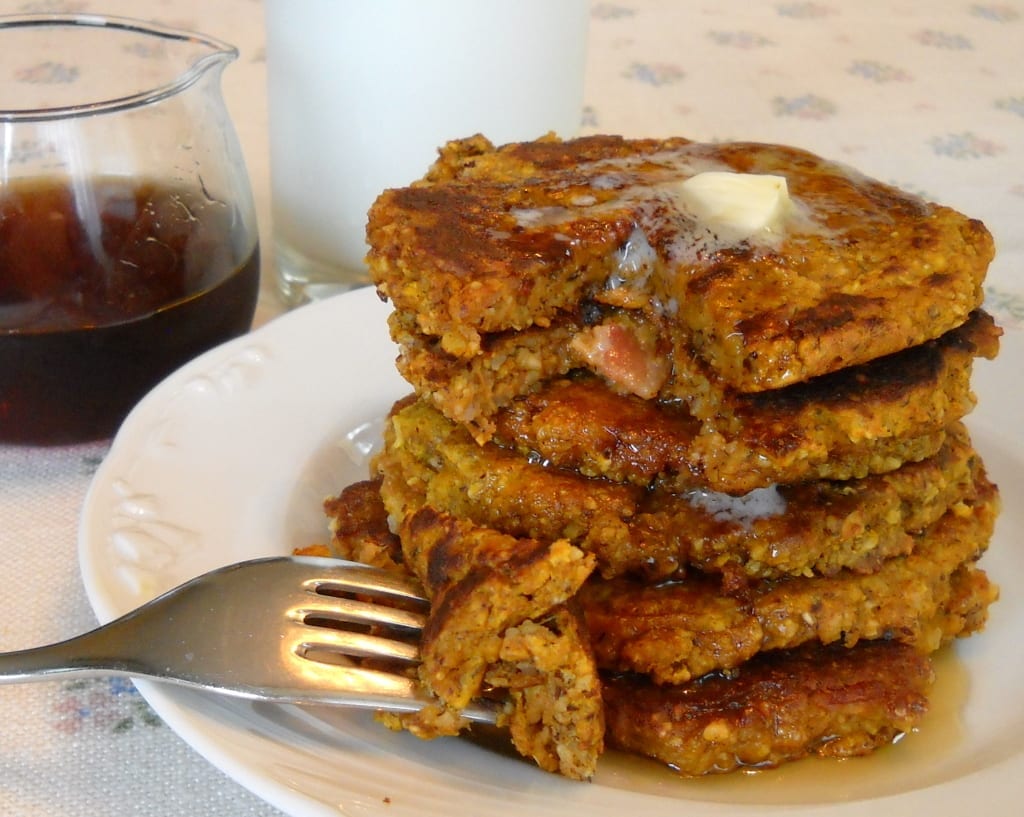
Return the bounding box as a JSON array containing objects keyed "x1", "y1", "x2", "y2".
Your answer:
[{"x1": 265, "y1": 0, "x2": 589, "y2": 305}]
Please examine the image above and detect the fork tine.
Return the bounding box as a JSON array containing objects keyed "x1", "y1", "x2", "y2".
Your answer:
[
  {"x1": 291, "y1": 562, "x2": 426, "y2": 665},
  {"x1": 295, "y1": 627, "x2": 420, "y2": 664},
  {"x1": 303, "y1": 568, "x2": 427, "y2": 604},
  {"x1": 294, "y1": 596, "x2": 426, "y2": 632}
]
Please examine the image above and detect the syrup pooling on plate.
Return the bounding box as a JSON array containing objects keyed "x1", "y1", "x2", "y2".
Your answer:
[{"x1": 598, "y1": 646, "x2": 970, "y2": 805}]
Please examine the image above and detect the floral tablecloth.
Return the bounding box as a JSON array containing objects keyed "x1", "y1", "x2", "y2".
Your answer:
[{"x1": 0, "y1": 1, "x2": 1021, "y2": 815}]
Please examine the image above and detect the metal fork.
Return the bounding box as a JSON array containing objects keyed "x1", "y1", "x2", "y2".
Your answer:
[{"x1": 0, "y1": 556, "x2": 497, "y2": 723}]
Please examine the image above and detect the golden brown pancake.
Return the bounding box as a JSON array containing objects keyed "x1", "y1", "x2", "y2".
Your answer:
[
  {"x1": 375, "y1": 389, "x2": 987, "y2": 582},
  {"x1": 602, "y1": 641, "x2": 933, "y2": 776},
  {"x1": 579, "y1": 476, "x2": 998, "y2": 683},
  {"x1": 490, "y1": 311, "x2": 998, "y2": 492},
  {"x1": 390, "y1": 300, "x2": 998, "y2": 452},
  {"x1": 369, "y1": 134, "x2": 992, "y2": 394}
]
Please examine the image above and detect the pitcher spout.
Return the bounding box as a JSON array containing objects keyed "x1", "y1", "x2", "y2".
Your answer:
[{"x1": 0, "y1": 13, "x2": 239, "y2": 121}]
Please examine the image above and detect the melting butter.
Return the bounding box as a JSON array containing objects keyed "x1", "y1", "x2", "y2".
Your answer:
[
  {"x1": 674, "y1": 171, "x2": 792, "y2": 241},
  {"x1": 685, "y1": 484, "x2": 787, "y2": 528}
]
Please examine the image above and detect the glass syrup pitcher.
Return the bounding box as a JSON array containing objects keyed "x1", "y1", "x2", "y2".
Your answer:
[{"x1": 0, "y1": 14, "x2": 259, "y2": 444}]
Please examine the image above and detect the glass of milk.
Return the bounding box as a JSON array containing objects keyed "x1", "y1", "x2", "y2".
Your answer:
[{"x1": 265, "y1": 0, "x2": 590, "y2": 306}]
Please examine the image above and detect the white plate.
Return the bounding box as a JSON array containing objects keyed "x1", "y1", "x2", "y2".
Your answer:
[{"x1": 79, "y1": 287, "x2": 1024, "y2": 817}]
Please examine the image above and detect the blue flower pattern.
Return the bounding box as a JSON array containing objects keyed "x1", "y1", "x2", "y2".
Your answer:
[
  {"x1": 53, "y1": 678, "x2": 163, "y2": 735},
  {"x1": 622, "y1": 61, "x2": 686, "y2": 86},
  {"x1": 772, "y1": 94, "x2": 838, "y2": 119},
  {"x1": 15, "y1": 61, "x2": 79, "y2": 83},
  {"x1": 970, "y1": 4, "x2": 1020, "y2": 23},
  {"x1": 848, "y1": 60, "x2": 912, "y2": 83},
  {"x1": 776, "y1": 2, "x2": 838, "y2": 18},
  {"x1": 914, "y1": 29, "x2": 974, "y2": 49},
  {"x1": 707, "y1": 30, "x2": 775, "y2": 48},
  {"x1": 995, "y1": 97, "x2": 1024, "y2": 118},
  {"x1": 929, "y1": 132, "x2": 1004, "y2": 159}
]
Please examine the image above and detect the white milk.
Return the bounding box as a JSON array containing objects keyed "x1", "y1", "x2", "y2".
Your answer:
[{"x1": 265, "y1": 0, "x2": 589, "y2": 304}]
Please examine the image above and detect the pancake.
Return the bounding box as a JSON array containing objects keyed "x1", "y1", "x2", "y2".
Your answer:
[
  {"x1": 392, "y1": 303, "x2": 997, "y2": 456},
  {"x1": 579, "y1": 476, "x2": 999, "y2": 683},
  {"x1": 369, "y1": 135, "x2": 993, "y2": 393},
  {"x1": 602, "y1": 641, "x2": 933, "y2": 776},
  {"x1": 383, "y1": 603, "x2": 605, "y2": 781},
  {"x1": 491, "y1": 311, "x2": 998, "y2": 492},
  {"x1": 375, "y1": 390, "x2": 986, "y2": 582},
  {"x1": 483, "y1": 608, "x2": 606, "y2": 780},
  {"x1": 324, "y1": 479, "x2": 405, "y2": 573},
  {"x1": 388, "y1": 505, "x2": 602, "y2": 780}
]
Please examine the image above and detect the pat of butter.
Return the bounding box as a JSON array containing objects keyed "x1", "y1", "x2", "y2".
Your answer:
[{"x1": 675, "y1": 171, "x2": 791, "y2": 238}]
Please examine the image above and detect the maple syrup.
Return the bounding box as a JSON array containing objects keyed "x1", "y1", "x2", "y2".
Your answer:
[
  {"x1": 597, "y1": 647, "x2": 971, "y2": 805},
  {"x1": 0, "y1": 177, "x2": 259, "y2": 444}
]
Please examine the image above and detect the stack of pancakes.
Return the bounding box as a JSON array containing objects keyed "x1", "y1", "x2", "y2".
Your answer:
[{"x1": 325, "y1": 134, "x2": 1001, "y2": 780}]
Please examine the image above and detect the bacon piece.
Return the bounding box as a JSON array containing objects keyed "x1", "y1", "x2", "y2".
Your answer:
[{"x1": 570, "y1": 322, "x2": 670, "y2": 399}]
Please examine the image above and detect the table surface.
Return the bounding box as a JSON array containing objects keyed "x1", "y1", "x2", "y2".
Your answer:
[{"x1": 1, "y1": 1, "x2": 1021, "y2": 815}]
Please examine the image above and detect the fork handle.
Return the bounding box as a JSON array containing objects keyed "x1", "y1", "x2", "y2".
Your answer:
[
  {"x1": 0, "y1": 626, "x2": 145, "y2": 683},
  {"x1": 0, "y1": 624, "x2": 501, "y2": 725}
]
